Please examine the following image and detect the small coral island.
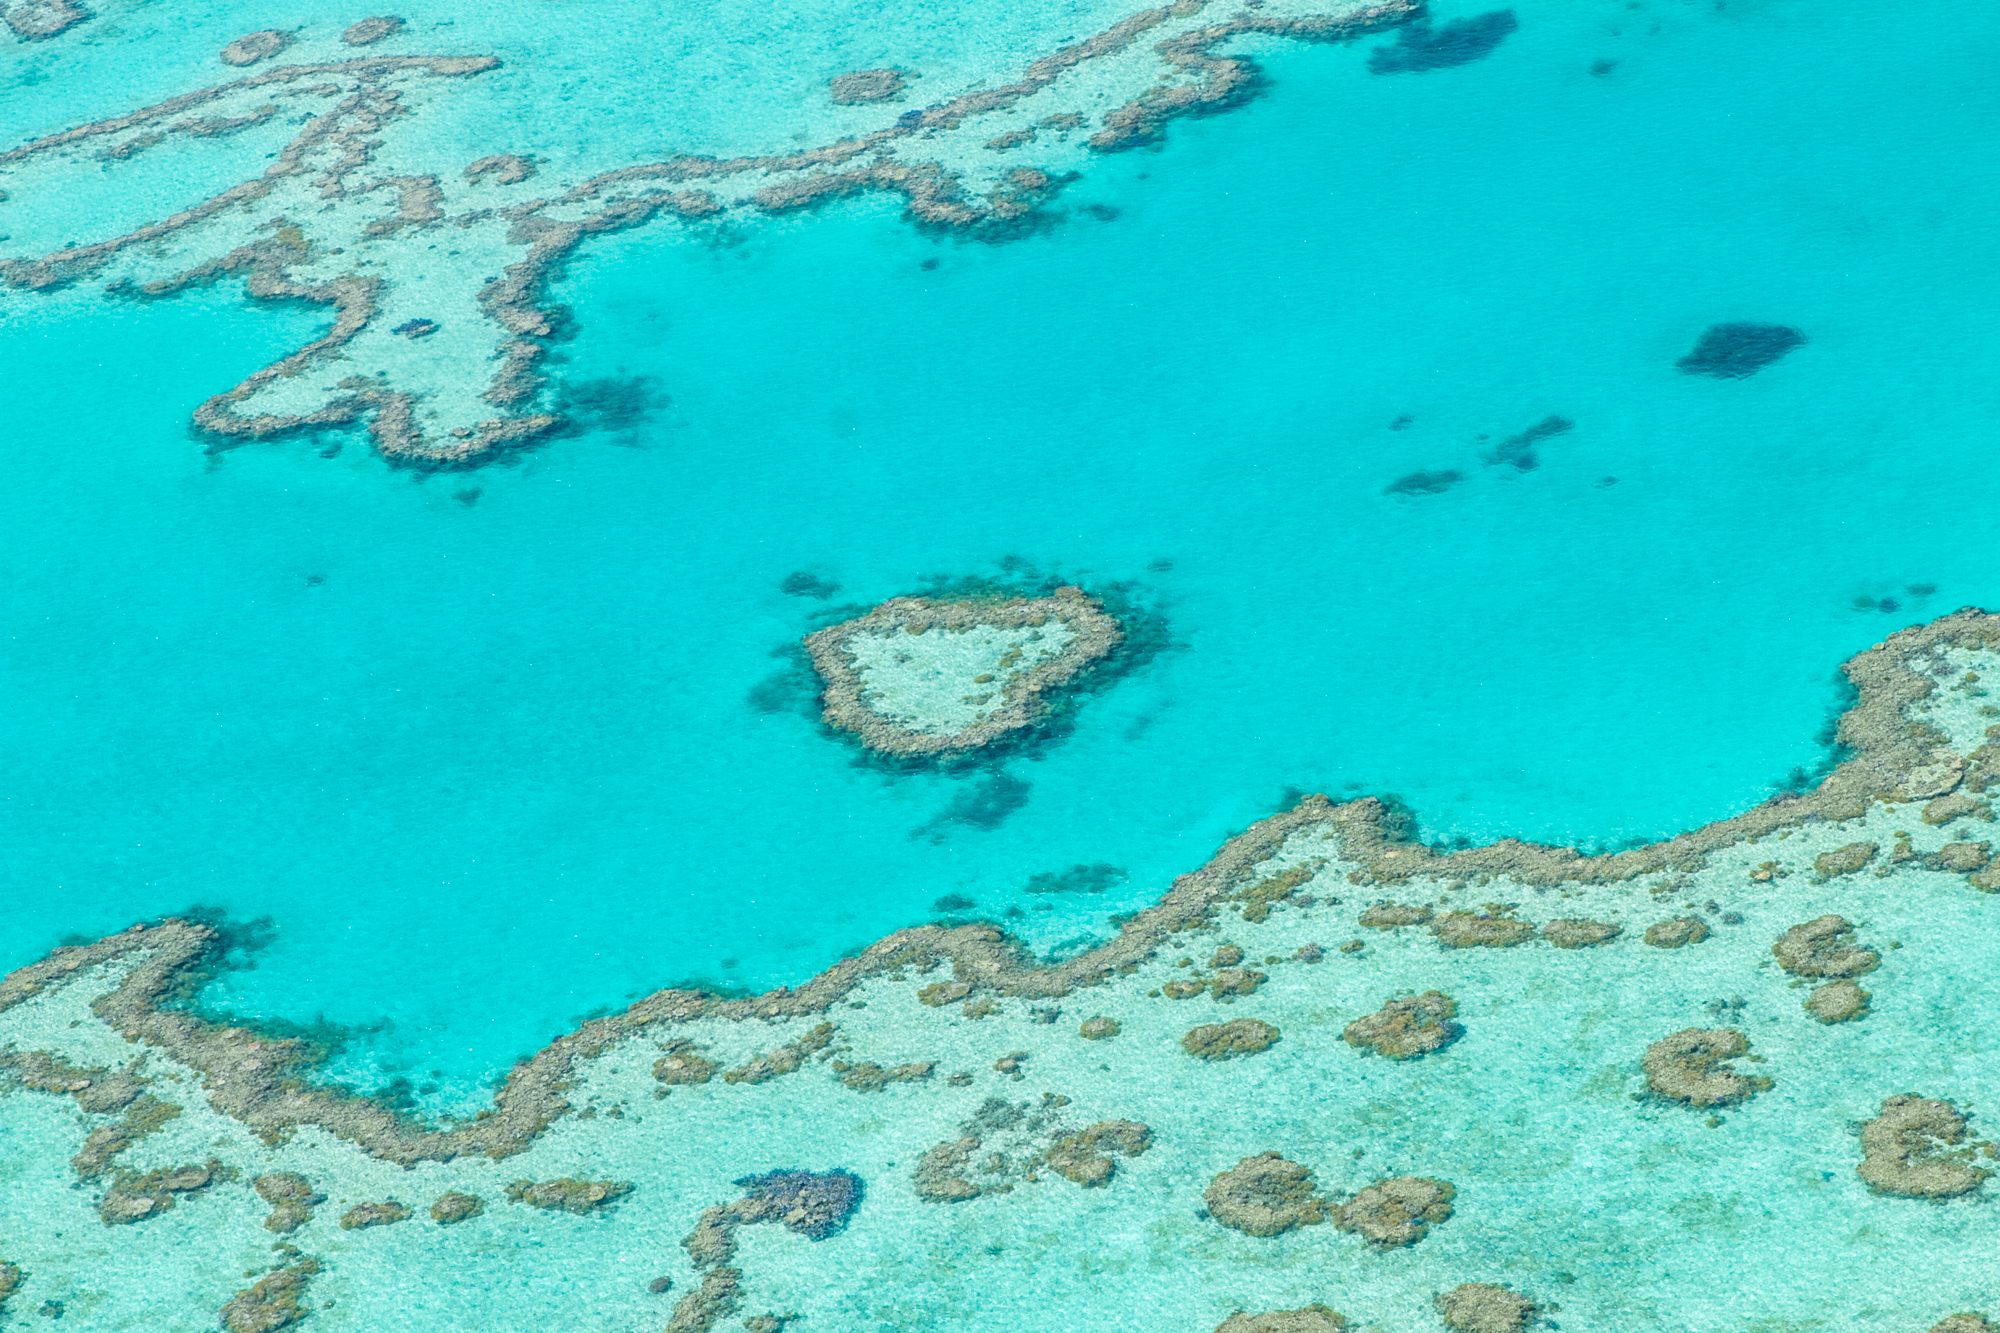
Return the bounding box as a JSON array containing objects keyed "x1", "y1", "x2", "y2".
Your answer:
[{"x1": 804, "y1": 585, "x2": 1121, "y2": 758}]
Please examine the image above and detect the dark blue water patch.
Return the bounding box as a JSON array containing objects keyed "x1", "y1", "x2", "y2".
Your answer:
[
  {"x1": 1483, "y1": 414, "x2": 1573, "y2": 471},
  {"x1": 914, "y1": 773, "x2": 1033, "y2": 841},
  {"x1": 1368, "y1": 10, "x2": 1519, "y2": 75},
  {"x1": 780, "y1": 570, "x2": 841, "y2": 599},
  {"x1": 549, "y1": 373, "x2": 668, "y2": 436},
  {"x1": 1676, "y1": 322, "x2": 1807, "y2": 378},
  {"x1": 452, "y1": 487, "x2": 482, "y2": 507},
  {"x1": 1384, "y1": 468, "x2": 1463, "y2": 496},
  {"x1": 932, "y1": 893, "x2": 977, "y2": 912},
  {"x1": 1023, "y1": 862, "x2": 1128, "y2": 895}
]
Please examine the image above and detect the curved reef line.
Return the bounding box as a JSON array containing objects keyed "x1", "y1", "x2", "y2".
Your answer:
[
  {"x1": 6, "y1": 608, "x2": 2000, "y2": 1166},
  {"x1": 0, "y1": 0, "x2": 1417, "y2": 464}
]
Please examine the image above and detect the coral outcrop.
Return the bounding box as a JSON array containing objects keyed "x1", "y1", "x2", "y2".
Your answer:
[
  {"x1": 1343, "y1": 992, "x2": 1459, "y2": 1059},
  {"x1": 72, "y1": 1094, "x2": 181, "y2": 1177},
  {"x1": 1773, "y1": 916, "x2": 1879, "y2": 978},
  {"x1": 252, "y1": 1173, "x2": 324, "y2": 1233},
  {"x1": 1183, "y1": 1018, "x2": 1280, "y2": 1060},
  {"x1": 1079, "y1": 1015, "x2": 1120, "y2": 1040},
  {"x1": 5, "y1": 0, "x2": 88, "y2": 40},
  {"x1": 1643, "y1": 917, "x2": 1709, "y2": 948},
  {"x1": 654, "y1": 1041, "x2": 720, "y2": 1084},
  {"x1": 1542, "y1": 918, "x2": 1620, "y2": 948},
  {"x1": 505, "y1": 1178, "x2": 634, "y2": 1213},
  {"x1": 1043, "y1": 1120, "x2": 1152, "y2": 1186},
  {"x1": 339, "y1": 1200, "x2": 410, "y2": 1229},
  {"x1": 1857, "y1": 1097, "x2": 1992, "y2": 1198},
  {"x1": 1214, "y1": 1307, "x2": 1348, "y2": 1333},
  {"x1": 666, "y1": 1268, "x2": 741, "y2": 1333},
  {"x1": 804, "y1": 588, "x2": 1122, "y2": 758},
  {"x1": 1804, "y1": 980, "x2": 1870, "y2": 1024},
  {"x1": 1643, "y1": 1029, "x2": 1771, "y2": 1107},
  {"x1": 1814, "y1": 842, "x2": 1879, "y2": 877},
  {"x1": 0, "y1": 1050, "x2": 146, "y2": 1113},
  {"x1": 1437, "y1": 1283, "x2": 1537, "y2": 1333},
  {"x1": 834, "y1": 1060, "x2": 933, "y2": 1091},
  {"x1": 1433, "y1": 910, "x2": 1534, "y2": 948},
  {"x1": 99, "y1": 1159, "x2": 225, "y2": 1225},
  {"x1": 830, "y1": 69, "x2": 906, "y2": 103},
  {"x1": 1333, "y1": 1176, "x2": 1455, "y2": 1247},
  {"x1": 1204, "y1": 1153, "x2": 1326, "y2": 1236},
  {"x1": 724, "y1": 1024, "x2": 836, "y2": 1084},
  {"x1": 219, "y1": 29, "x2": 290, "y2": 65},
  {"x1": 1676, "y1": 322, "x2": 1807, "y2": 378},
  {"x1": 429, "y1": 1191, "x2": 483, "y2": 1224},
  {"x1": 342, "y1": 15, "x2": 403, "y2": 45},
  {"x1": 1930, "y1": 1317, "x2": 1996, "y2": 1333},
  {"x1": 1359, "y1": 901, "x2": 1432, "y2": 928},
  {"x1": 219, "y1": 1259, "x2": 318, "y2": 1333}
]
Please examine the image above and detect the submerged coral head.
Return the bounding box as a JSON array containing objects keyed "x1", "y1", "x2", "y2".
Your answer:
[{"x1": 733, "y1": 1168, "x2": 864, "y2": 1239}]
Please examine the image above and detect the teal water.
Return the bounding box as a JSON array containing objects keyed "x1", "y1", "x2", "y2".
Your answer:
[{"x1": 5, "y1": 0, "x2": 1999, "y2": 1122}]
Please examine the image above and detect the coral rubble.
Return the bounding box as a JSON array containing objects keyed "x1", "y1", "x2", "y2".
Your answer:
[
  {"x1": 1205, "y1": 1153, "x2": 1327, "y2": 1236},
  {"x1": 1642, "y1": 1029, "x2": 1771, "y2": 1107},
  {"x1": 1343, "y1": 991, "x2": 1460, "y2": 1059},
  {"x1": 1857, "y1": 1097, "x2": 1993, "y2": 1198},
  {"x1": 1333, "y1": 1176, "x2": 1455, "y2": 1247}
]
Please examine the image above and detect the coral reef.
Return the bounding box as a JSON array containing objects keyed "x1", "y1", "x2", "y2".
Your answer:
[
  {"x1": 1815, "y1": 842, "x2": 1879, "y2": 877},
  {"x1": 1043, "y1": 1120, "x2": 1152, "y2": 1186},
  {"x1": 429, "y1": 1191, "x2": 484, "y2": 1224},
  {"x1": 1079, "y1": 1016, "x2": 1120, "y2": 1040},
  {"x1": 1773, "y1": 916, "x2": 1879, "y2": 978},
  {"x1": 1368, "y1": 9, "x2": 1518, "y2": 74},
  {"x1": 1183, "y1": 1018, "x2": 1280, "y2": 1060},
  {"x1": 342, "y1": 15, "x2": 403, "y2": 44},
  {"x1": 219, "y1": 1259, "x2": 318, "y2": 1333},
  {"x1": 72, "y1": 1093, "x2": 181, "y2": 1177},
  {"x1": 1204, "y1": 1153, "x2": 1326, "y2": 1236},
  {"x1": 505, "y1": 1178, "x2": 635, "y2": 1213},
  {"x1": 1930, "y1": 841, "x2": 1992, "y2": 873},
  {"x1": 1343, "y1": 992, "x2": 1460, "y2": 1059},
  {"x1": 0, "y1": 1049, "x2": 146, "y2": 1113},
  {"x1": 1437, "y1": 1283, "x2": 1537, "y2": 1333},
  {"x1": 919, "y1": 982, "x2": 973, "y2": 1006},
  {"x1": 1432, "y1": 909, "x2": 1534, "y2": 948},
  {"x1": 1214, "y1": 1307, "x2": 1348, "y2": 1333},
  {"x1": 734, "y1": 1169, "x2": 865, "y2": 1239},
  {"x1": 1857, "y1": 1097, "x2": 1992, "y2": 1198},
  {"x1": 1930, "y1": 1318, "x2": 1996, "y2": 1333},
  {"x1": 1804, "y1": 980, "x2": 1870, "y2": 1024},
  {"x1": 724, "y1": 1023, "x2": 836, "y2": 1083},
  {"x1": 0, "y1": 1262, "x2": 19, "y2": 1312},
  {"x1": 1333, "y1": 1176, "x2": 1455, "y2": 1247},
  {"x1": 1642, "y1": 1029, "x2": 1771, "y2": 1107},
  {"x1": 654, "y1": 1041, "x2": 720, "y2": 1084},
  {"x1": 1643, "y1": 917, "x2": 1710, "y2": 949},
  {"x1": 834, "y1": 1060, "x2": 933, "y2": 1091},
  {"x1": 219, "y1": 30, "x2": 291, "y2": 66},
  {"x1": 1359, "y1": 901, "x2": 1433, "y2": 928},
  {"x1": 4, "y1": 0, "x2": 88, "y2": 41},
  {"x1": 339, "y1": 1200, "x2": 410, "y2": 1229},
  {"x1": 252, "y1": 1173, "x2": 324, "y2": 1233},
  {"x1": 804, "y1": 588, "x2": 1122, "y2": 758},
  {"x1": 99, "y1": 1159, "x2": 225, "y2": 1225},
  {"x1": 1542, "y1": 919, "x2": 1620, "y2": 948},
  {"x1": 1676, "y1": 322, "x2": 1807, "y2": 378},
  {"x1": 666, "y1": 1268, "x2": 741, "y2": 1333},
  {"x1": 830, "y1": 69, "x2": 906, "y2": 104},
  {"x1": 913, "y1": 1136, "x2": 986, "y2": 1202}
]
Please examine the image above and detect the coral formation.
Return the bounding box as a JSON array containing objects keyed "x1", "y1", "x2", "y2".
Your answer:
[
  {"x1": 830, "y1": 69, "x2": 906, "y2": 103},
  {"x1": 1333, "y1": 1176, "x2": 1455, "y2": 1247},
  {"x1": 734, "y1": 1169, "x2": 865, "y2": 1239},
  {"x1": 219, "y1": 1259, "x2": 318, "y2": 1333},
  {"x1": 1922, "y1": 793, "x2": 1988, "y2": 825},
  {"x1": 1359, "y1": 901, "x2": 1432, "y2": 928},
  {"x1": 654, "y1": 1041, "x2": 720, "y2": 1084},
  {"x1": 1542, "y1": 919, "x2": 1620, "y2": 948},
  {"x1": 1676, "y1": 321, "x2": 1807, "y2": 378},
  {"x1": 1773, "y1": 916, "x2": 1879, "y2": 978},
  {"x1": 1931, "y1": 841, "x2": 1992, "y2": 873},
  {"x1": 1930, "y1": 1318, "x2": 1996, "y2": 1333},
  {"x1": 1343, "y1": 992, "x2": 1459, "y2": 1059},
  {"x1": 505, "y1": 1178, "x2": 635, "y2": 1213},
  {"x1": 1436, "y1": 1283, "x2": 1537, "y2": 1333},
  {"x1": 1204, "y1": 1153, "x2": 1327, "y2": 1236},
  {"x1": 1183, "y1": 1018, "x2": 1280, "y2": 1060},
  {"x1": 913, "y1": 1136, "x2": 986, "y2": 1202},
  {"x1": 1642, "y1": 1029, "x2": 1771, "y2": 1107},
  {"x1": 804, "y1": 588, "x2": 1122, "y2": 758},
  {"x1": 1079, "y1": 1016, "x2": 1120, "y2": 1040},
  {"x1": 1643, "y1": 917, "x2": 1710, "y2": 948},
  {"x1": 1043, "y1": 1120, "x2": 1152, "y2": 1186},
  {"x1": 429, "y1": 1191, "x2": 484, "y2": 1224},
  {"x1": 1368, "y1": 9, "x2": 1517, "y2": 74},
  {"x1": 99, "y1": 1159, "x2": 225, "y2": 1225},
  {"x1": 835, "y1": 1060, "x2": 933, "y2": 1091},
  {"x1": 4, "y1": 0, "x2": 88, "y2": 41},
  {"x1": 339, "y1": 1200, "x2": 411, "y2": 1229},
  {"x1": 919, "y1": 982, "x2": 974, "y2": 1006},
  {"x1": 1857, "y1": 1097, "x2": 1992, "y2": 1198},
  {"x1": 724, "y1": 1023, "x2": 836, "y2": 1083},
  {"x1": 0, "y1": 1049, "x2": 146, "y2": 1113},
  {"x1": 342, "y1": 15, "x2": 403, "y2": 44},
  {"x1": 219, "y1": 29, "x2": 291, "y2": 65},
  {"x1": 252, "y1": 1173, "x2": 324, "y2": 1233},
  {"x1": 1214, "y1": 1307, "x2": 1348, "y2": 1333},
  {"x1": 0, "y1": 1262, "x2": 19, "y2": 1311},
  {"x1": 1804, "y1": 980, "x2": 1870, "y2": 1024},
  {"x1": 1432, "y1": 910, "x2": 1534, "y2": 948},
  {"x1": 666, "y1": 1268, "x2": 741, "y2": 1333},
  {"x1": 1815, "y1": 842, "x2": 1879, "y2": 877}
]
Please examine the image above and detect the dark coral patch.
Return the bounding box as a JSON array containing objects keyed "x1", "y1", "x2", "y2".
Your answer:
[
  {"x1": 1369, "y1": 10, "x2": 1518, "y2": 74},
  {"x1": 1676, "y1": 322, "x2": 1806, "y2": 379}
]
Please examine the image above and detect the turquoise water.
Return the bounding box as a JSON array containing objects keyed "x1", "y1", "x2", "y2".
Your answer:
[{"x1": 3, "y1": 0, "x2": 1997, "y2": 1132}]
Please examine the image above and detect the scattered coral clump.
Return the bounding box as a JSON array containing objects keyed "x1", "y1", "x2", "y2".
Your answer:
[
  {"x1": 835, "y1": 1060, "x2": 933, "y2": 1092},
  {"x1": 219, "y1": 1259, "x2": 318, "y2": 1333},
  {"x1": 1044, "y1": 1120, "x2": 1152, "y2": 1186},
  {"x1": 99, "y1": 1160, "x2": 224, "y2": 1225},
  {"x1": 734, "y1": 1169, "x2": 865, "y2": 1239},
  {"x1": 724, "y1": 1023, "x2": 836, "y2": 1083},
  {"x1": 1433, "y1": 910, "x2": 1534, "y2": 949},
  {"x1": 252, "y1": 1173, "x2": 323, "y2": 1233},
  {"x1": 430, "y1": 1192, "x2": 484, "y2": 1224},
  {"x1": 505, "y1": 1178, "x2": 634, "y2": 1213},
  {"x1": 1436, "y1": 1282, "x2": 1537, "y2": 1333},
  {"x1": 666, "y1": 1268, "x2": 741, "y2": 1333},
  {"x1": 1643, "y1": 1029, "x2": 1771, "y2": 1107},
  {"x1": 340, "y1": 1200, "x2": 410, "y2": 1230},
  {"x1": 1542, "y1": 919, "x2": 1620, "y2": 949},
  {"x1": 1643, "y1": 917, "x2": 1710, "y2": 949},
  {"x1": 1, "y1": 1050, "x2": 147, "y2": 1113},
  {"x1": 654, "y1": 1041, "x2": 720, "y2": 1085},
  {"x1": 1183, "y1": 1018, "x2": 1280, "y2": 1060},
  {"x1": 1857, "y1": 1096, "x2": 1992, "y2": 1198},
  {"x1": 1773, "y1": 916, "x2": 1879, "y2": 978},
  {"x1": 1343, "y1": 992, "x2": 1459, "y2": 1059},
  {"x1": 0, "y1": 1262, "x2": 20, "y2": 1312},
  {"x1": 918, "y1": 982, "x2": 972, "y2": 1007},
  {"x1": 1214, "y1": 1305, "x2": 1348, "y2": 1333},
  {"x1": 71, "y1": 1094, "x2": 182, "y2": 1178},
  {"x1": 1813, "y1": 842, "x2": 1878, "y2": 878},
  {"x1": 341, "y1": 15, "x2": 403, "y2": 45},
  {"x1": 829, "y1": 68, "x2": 906, "y2": 104},
  {"x1": 913, "y1": 1136, "x2": 985, "y2": 1202},
  {"x1": 219, "y1": 29, "x2": 290, "y2": 65},
  {"x1": 1204, "y1": 1153, "x2": 1326, "y2": 1236},
  {"x1": 1079, "y1": 1016, "x2": 1120, "y2": 1040},
  {"x1": 1930, "y1": 1316, "x2": 1996, "y2": 1333},
  {"x1": 1931, "y1": 841, "x2": 1992, "y2": 873},
  {"x1": 1359, "y1": 902, "x2": 1432, "y2": 929},
  {"x1": 1804, "y1": 980, "x2": 1870, "y2": 1024},
  {"x1": 1334, "y1": 1176, "x2": 1455, "y2": 1248}
]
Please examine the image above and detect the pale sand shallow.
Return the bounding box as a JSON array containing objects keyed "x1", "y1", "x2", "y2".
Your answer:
[{"x1": 847, "y1": 621, "x2": 1079, "y2": 737}]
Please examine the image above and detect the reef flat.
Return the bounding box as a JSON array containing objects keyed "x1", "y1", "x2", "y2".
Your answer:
[
  {"x1": 5, "y1": 611, "x2": 2000, "y2": 1328},
  {"x1": 805, "y1": 585, "x2": 1122, "y2": 758},
  {"x1": 0, "y1": 0, "x2": 1415, "y2": 464}
]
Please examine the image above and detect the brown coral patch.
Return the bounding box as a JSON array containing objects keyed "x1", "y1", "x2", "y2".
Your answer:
[
  {"x1": 1, "y1": 1050, "x2": 147, "y2": 1113},
  {"x1": 654, "y1": 1041, "x2": 719, "y2": 1084},
  {"x1": 917, "y1": 981, "x2": 972, "y2": 1007},
  {"x1": 1044, "y1": 1119, "x2": 1151, "y2": 1186},
  {"x1": 505, "y1": 1178, "x2": 634, "y2": 1213},
  {"x1": 1930, "y1": 1317, "x2": 1997, "y2": 1333},
  {"x1": 837, "y1": 1060, "x2": 933, "y2": 1091},
  {"x1": 1183, "y1": 1018, "x2": 1280, "y2": 1060},
  {"x1": 339, "y1": 1200, "x2": 409, "y2": 1229},
  {"x1": 1333, "y1": 1176, "x2": 1454, "y2": 1247},
  {"x1": 724, "y1": 1023, "x2": 836, "y2": 1084},
  {"x1": 1923, "y1": 793, "x2": 1989, "y2": 825},
  {"x1": 0, "y1": 1261, "x2": 20, "y2": 1310},
  {"x1": 1214, "y1": 1306, "x2": 1348, "y2": 1333},
  {"x1": 429, "y1": 1191, "x2": 483, "y2": 1224},
  {"x1": 220, "y1": 1258, "x2": 318, "y2": 1333},
  {"x1": 1208, "y1": 967, "x2": 1266, "y2": 998},
  {"x1": 1804, "y1": 980, "x2": 1870, "y2": 1024},
  {"x1": 1930, "y1": 841, "x2": 1992, "y2": 873},
  {"x1": 5, "y1": 0, "x2": 89, "y2": 40},
  {"x1": 829, "y1": 68, "x2": 907, "y2": 104},
  {"x1": 1643, "y1": 917, "x2": 1710, "y2": 949},
  {"x1": 1437, "y1": 1283, "x2": 1537, "y2": 1333},
  {"x1": 1642, "y1": 1029, "x2": 1770, "y2": 1107},
  {"x1": 1079, "y1": 1016, "x2": 1120, "y2": 1040},
  {"x1": 341, "y1": 15, "x2": 403, "y2": 45},
  {"x1": 219, "y1": 29, "x2": 290, "y2": 65},
  {"x1": 1814, "y1": 841, "x2": 1879, "y2": 877},
  {"x1": 1204, "y1": 1153, "x2": 1326, "y2": 1236},
  {"x1": 1433, "y1": 910, "x2": 1534, "y2": 949},
  {"x1": 666, "y1": 1267, "x2": 741, "y2": 1333},
  {"x1": 913, "y1": 1136, "x2": 984, "y2": 1202},
  {"x1": 1343, "y1": 992, "x2": 1459, "y2": 1060},
  {"x1": 1773, "y1": 915, "x2": 1879, "y2": 978},
  {"x1": 1542, "y1": 918, "x2": 1621, "y2": 948},
  {"x1": 252, "y1": 1173, "x2": 323, "y2": 1233},
  {"x1": 99, "y1": 1159, "x2": 224, "y2": 1225},
  {"x1": 1857, "y1": 1096, "x2": 1993, "y2": 1198},
  {"x1": 1359, "y1": 901, "x2": 1432, "y2": 929}
]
